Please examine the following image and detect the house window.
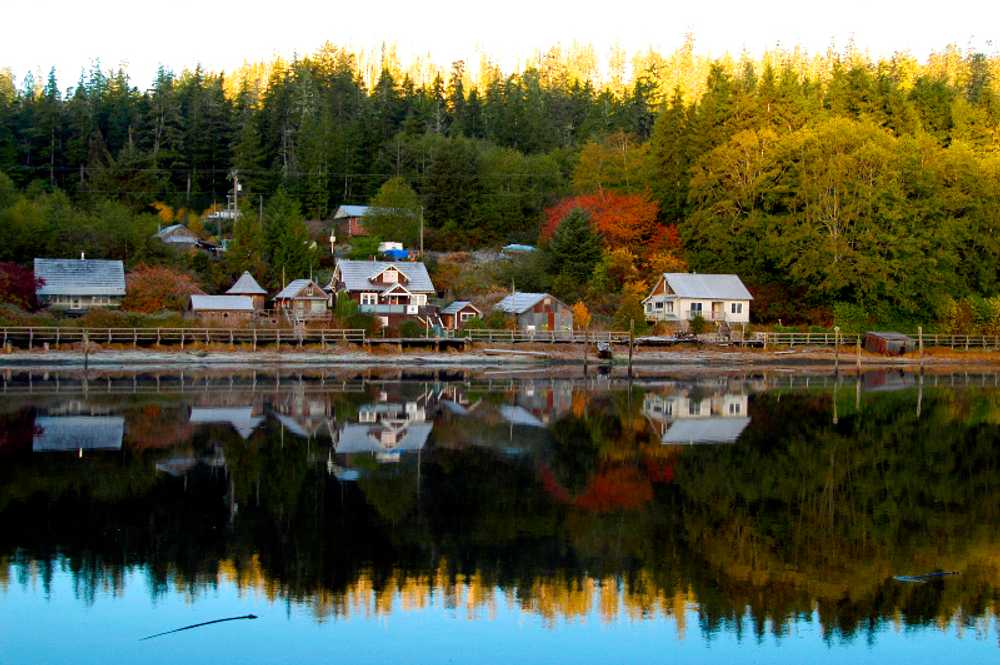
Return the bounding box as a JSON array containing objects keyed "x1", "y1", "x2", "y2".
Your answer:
[
  {"x1": 665, "y1": 302, "x2": 673, "y2": 313},
  {"x1": 383, "y1": 269, "x2": 397, "y2": 283},
  {"x1": 361, "y1": 293, "x2": 378, "y2": 305},
  {"x1": 731, "y1": 303, "x2": 743, "y2": 314},
  {"x1": 460, "y1": 312, "x2": 475, "y2": 321},
  {"x1": 413, "y1": 294, "x2": 427, "y2": 306},
  {"x1": 655, "y1": 301, "x2": 664, "y2": 310},
  {"x1": 728, "y1": 402, "x2": 741, "y2": 415},
  {"x1": 690, "y1": 302, "x2": 703, "y2": 314}
]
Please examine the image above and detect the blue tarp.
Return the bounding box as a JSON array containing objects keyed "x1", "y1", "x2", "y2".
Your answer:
[{"x1": 382, "y1": 248, "x2": 410, "y2": 260}]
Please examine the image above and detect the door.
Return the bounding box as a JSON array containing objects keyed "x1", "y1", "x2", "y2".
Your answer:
[
  {"x1": 547, "y1": 309, "x2": 555, "y2": 330},
  {"x1": 712, "y1": 302, "x2": 724, "y2": 321}
]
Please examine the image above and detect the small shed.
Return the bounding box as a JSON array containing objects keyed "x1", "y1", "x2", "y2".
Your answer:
[
  {"x1": 190, "y1": 295, "x2": 255, "y2": 324},
  {"x1": 273, "y1": 279, "x2": 330, "y2": 320},
  {"x1": 864, "y1": 331, "x2": 916, "y2": 356},
  {"x1": 440, "y1": 301, "x2": 482, "y2": 330},
  {"x1": 494, "y1": 292, "x2": 573, "y2": 332},
  {"x1": 225, "y1": 271, "x2": 268, "y2": 309}
]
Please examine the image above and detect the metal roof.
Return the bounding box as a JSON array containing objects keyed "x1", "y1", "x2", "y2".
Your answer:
[
  {"x1": 494, "y1": 292, "x2": 551, "y2": 314},
  {"x1": 498, "y1": 405, "x2": 545, "y2": 428},
  {"x1": 33, "y1": 416, "x2": 124, "y2": 452},
  {"x1": 189, "y1": 407, "x2": 263, "y2": 439},
  {"x1": 333, "y1": 260, "x2": 435, "y2": 293},
  {"x1": 274, "y1": 279, "x2": 327, "y2": 300},
  {"x1": 333, "y1": 205, "x2": 370, "y2": 219},
  {"x1": 334, "y1": 422, "x2": 432, "y2": 454},
  {"x1": 190, "y1": 295, "x2": 254, "y2": 312},
  {"x1": 501, "y1": 244, "x2": 537, "y2": 252},
  {"x1": 155, "y1": 224, "x2": 200, "y2": 244},
  {"x1": 226, "y1": 271, "x2": 267, "y2": 295},
  {"x1": 661, "y1": 417, "x2": 751, "y2": 445},
  {"x1": 441, "y1": 301, "x2": 480, "y2": 316},
  {"x1": 34, "y1": 258, "x2": 126, "y2": 297},
  {"x1": 661, "y1": 273, "x2": 753, "y2": 300}
]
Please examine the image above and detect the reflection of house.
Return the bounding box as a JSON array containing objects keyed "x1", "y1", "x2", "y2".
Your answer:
[
  {"x1": 329, "y1": 260, "x2": 436, "y2": 328},
  {"x1": 334, "y1": 394, "x2": 433, "y2": 463},
  {"x1": 494, "y1": 292, "x2": 573, "y2": 332},
  {"x1": 643, "y1": 392, "x2": 750, "y2": 444},
  {"x1": 643, "y1": 273, "x2": 752, "y2": 326},
  {"x1": 156, "y1": 446, "x2": 226, "y2": 476},
  {"x1": 189, "y1": 407, "x2": 264, "y2": 439},
  {"x1": 33, "y1": 416, "x2": 124, "y2": 452},
  {"x1": 34, "y1": 258, "x2": 126, "y2": 312}
]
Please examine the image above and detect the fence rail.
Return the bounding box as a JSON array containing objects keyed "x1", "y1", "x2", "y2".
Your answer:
[
  {"x1": 758, "y1": 331, "x2": 1000, "y2": 350},
  {"x1": 453, "y1": 329, "x2": 631, "y2": 344},
  {"x1": 0, "y1": 326, "x2": 367, "y2": 350}
]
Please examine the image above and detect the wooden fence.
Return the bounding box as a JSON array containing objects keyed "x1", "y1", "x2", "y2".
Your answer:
[
  {"x1": 0, "y1": 326, "x2": 367, "y2": 350},
  {"x1": 759, "y1": 331, "x2": 1000, "y2": 350},
  {"x1": 454, "y1": 329, "x2": 631, "y2": 344}
]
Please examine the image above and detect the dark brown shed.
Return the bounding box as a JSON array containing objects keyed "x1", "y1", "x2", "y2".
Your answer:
[{"x1": 864, "y1": 331, "x2": 916, "y2": 356}]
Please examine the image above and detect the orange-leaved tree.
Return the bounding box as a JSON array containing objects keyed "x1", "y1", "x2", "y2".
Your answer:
[
  {"x1": 124, "y1": 264, "x2": 204, "y2": 313},
  {"x1": 541, "y1": 191, "x2": 662, "y2": 259},
  {"x1": 572, "y1": 301, "x2": 592, "y2": 330}
]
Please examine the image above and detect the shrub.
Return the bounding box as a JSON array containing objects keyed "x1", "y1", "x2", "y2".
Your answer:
[
  {"x1": 399, "y1": 320, "x2": 424, "y2": 338},
  {"x1": 124, "y1": 264, "x2": 203, "y2": 313},
  {"x1": 689, "y1": 314, "x2": 708, "y2": 335}
]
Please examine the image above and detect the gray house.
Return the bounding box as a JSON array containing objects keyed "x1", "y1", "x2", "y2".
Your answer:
[
  {"x1": 34, "y1": 258, "x2": 126, "y2": 312},
  {"x1": 493, "y1": 292, "x2": 573, "y2": 332}
]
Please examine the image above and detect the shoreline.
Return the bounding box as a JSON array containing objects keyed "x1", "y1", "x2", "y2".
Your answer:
[{"x1": 3, "y1": 345, "x2": 1000, "y2": 370}]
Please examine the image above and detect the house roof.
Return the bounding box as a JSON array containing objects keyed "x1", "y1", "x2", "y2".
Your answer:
[
  {"x1": 335, "y1": 422, "x2": 432, "y2": 454},
  {"x1": 660, "y1": 273, "x2": 753, "y2": 301},
  {"x1": 333, "y1": 205, "x2": 370, "y2": 219},
  {"x1": 34, "y1": 258, "x2": 126, "y2": 297},
  {"x1": 155, "y1": 224, "x2": 200, "y2": 243},
  {"x1": 190, "y1": 295, "x2": 254, "y2": 312},
  {"x1": 226, "y1": 271, "x2": 267, "y2": 295},
  {"x1": 498, "y1": 404, "x2": 545, "y2": 428},
  {"x1": 333, "y1": 260, "x2": 435, "y2": 293},
  {"x1": 274, "y1": 279, "x2": 327, "y2": 300},
  {"x1": 189, "y1": 407, "x2": 263, "y2": 439},
  {"x1": 501, "y1": 243, "x2": 537, "y2": 253},
  {"x1": 441, "y1": 301, "x2": 480, "y2": 316},
  {"x1": 661, "y1": 417, "x2": 751, "y2": 445},
  {"x1": 32, "y1": 416, "x2": 125, "y2": 452},
  {"x1": 494, "y1": 292, "x2": 562, "y2": 315}
]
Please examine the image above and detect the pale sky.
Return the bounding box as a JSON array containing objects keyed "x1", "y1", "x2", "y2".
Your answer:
[{"x1": 5, "y1": 0, "x2": 998, "y2": 89}]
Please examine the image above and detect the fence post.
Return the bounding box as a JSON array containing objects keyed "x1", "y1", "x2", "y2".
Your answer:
[
  {"x1": 628, "y1": 319, "x2": 635, "y2": 378},
  {"x1": 834, "y1": 326, "x2": 840, "y2": 372},
  {"x1": 180, "y1": 330, "x2": 185, "y2": 349},
  {"x1": 133, "y1": 329, "x2": 137, "y2": 350},
  {"x1": 856, "y1": 335, "x2": 862, "y2": 371},
  {"x1": 252, "y1": 329, "x2": 257, "y2": 352},
  {"x1": 28, "y1": 329, "x2": 33, "y2": 350},
  {"x1": 156, "y1": 328, "x2": 161, "y2": 346}
]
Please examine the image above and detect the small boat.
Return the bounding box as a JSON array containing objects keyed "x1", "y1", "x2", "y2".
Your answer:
[{"x1": 595, "y1": 341, "x2": 613, "y2": 361}]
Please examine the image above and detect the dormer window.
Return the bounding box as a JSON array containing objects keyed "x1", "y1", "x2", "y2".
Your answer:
[{"x1": 384, "y1": 269, "x2": 398, "y2": 283}]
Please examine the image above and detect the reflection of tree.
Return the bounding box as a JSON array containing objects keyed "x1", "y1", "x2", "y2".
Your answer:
[{"x1": 3, "y1": 382, "x2": 1000, "y2": 641}]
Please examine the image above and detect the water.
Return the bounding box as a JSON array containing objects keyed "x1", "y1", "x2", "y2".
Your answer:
[{"x1": 1, "y1": 367, "x2": 999, "y2": 664}]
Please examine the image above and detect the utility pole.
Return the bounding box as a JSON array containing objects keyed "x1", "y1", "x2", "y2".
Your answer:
[
  {"x1": 419, "y1": 206, "x2": 424, "y2": 256},
  {"x1": 228, "y1": 169, "x2": 240, "y2": 240}
]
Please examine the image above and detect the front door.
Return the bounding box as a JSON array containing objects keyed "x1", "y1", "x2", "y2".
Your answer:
[
  {"x1": 712, "y1": 302, "x2": 724, "y2": 320},
  {"x1": 547, "y1": 310, "x2": 555, "y2": 330}
]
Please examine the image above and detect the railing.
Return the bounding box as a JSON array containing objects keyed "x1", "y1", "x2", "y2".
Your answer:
[
  {"x1": 453, "y1": 329, "x2": 631, "y2": 344},
  {"x1": 758, "y1": 331, "x2": 1000, "y2": 350},
  {"x1": 0, "y1": 326, "x2": 367, "y2": 350}
]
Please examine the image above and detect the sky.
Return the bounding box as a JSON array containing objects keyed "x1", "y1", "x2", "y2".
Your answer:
[{"x1": 5, "y1": 0, "x2": 999, "y2": 88}]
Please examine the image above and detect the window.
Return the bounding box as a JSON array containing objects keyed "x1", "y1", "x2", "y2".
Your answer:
[
  {"x1": 383, "y1": 269, "x2": 397, "y2": 283},
  {"x1": 690, "y1": 302, "x2": 703, "y2": 314},
  {"x1": 361, "y1": 293, "x2": 378, "y2": 305},
  {"x1": 413, "y1": 294, "x2": 427, "y2": 306},
  {"x1": 728, "y1": 402, "x2": 742, "y2": 415},
  {"x1": 460, "y1": 312, "x2": 475, "y2": 321},
  {"x1": 665, "y1": 302, "x2": 674, "y2": 313},
  {"x1": 655, "y1": 301, "x2": 664, "y2": 310},
  {"x1": 731, "y1": 303, "x2": 743, "y2": 314}
]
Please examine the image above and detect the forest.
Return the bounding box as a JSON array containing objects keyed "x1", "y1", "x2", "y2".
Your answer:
[{"x1": 1, "y1": 39, "x2": 1000, "y2": 327}]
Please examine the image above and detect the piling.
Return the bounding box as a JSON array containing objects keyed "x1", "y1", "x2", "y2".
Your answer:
[{"x1": 627, "y1": 319, "x2": 635, "y2": 378}]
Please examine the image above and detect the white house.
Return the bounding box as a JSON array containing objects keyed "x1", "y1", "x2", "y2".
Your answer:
[{"x1": 643, "y1": 273, "x2": 752, "y2": 325}]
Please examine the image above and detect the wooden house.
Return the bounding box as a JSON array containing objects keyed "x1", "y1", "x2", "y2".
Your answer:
[
  {"x1": 643, "y1": 273, "x2": 752, "y2": 327},
  {"x1": 189, "y1": 295, "x2": 255, "y2": 324},
  {"x1": 493, "y1": 292, "x2": 573, "y2": 332},
  {"x1": 225, "y1": 271, "x2": 268, "y2": 309},
  {"x1": 34, "y1": 258, "x2": 126, "y2": 312},
  {"x1": 328, "y1": 260, "x2": 436, "y2": 328},
  {"x1": 440, "y1": 301, "x2": 481, "y2": 330},
  {"x1": 273, "y1": 279, "x2": 330, "y2": 321},
  {"x1": 333, "y1": 205, "x2": 372, "y2": 239}
]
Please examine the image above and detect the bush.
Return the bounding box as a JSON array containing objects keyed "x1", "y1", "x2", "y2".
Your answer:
[
  {"x1": 399, "y1": 320, "x2": 424, "y2": 338},
  {"x1": 689, "y1": 314, "x2": 708, "y2": 335}
]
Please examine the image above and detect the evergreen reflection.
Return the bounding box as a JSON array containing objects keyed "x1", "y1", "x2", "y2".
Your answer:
[{"x1": 1, "y1": 369, "x2": 999, "y2": 642}]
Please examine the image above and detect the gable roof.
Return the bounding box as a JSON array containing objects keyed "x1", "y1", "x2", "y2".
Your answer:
[
  {"x1": 494, "y1": 292, "x2": 562, "y2": 315},
  {"x1": 190, "y1": 295, "x2": 254, "y2": 312},
  {"x1": 333, "y1": 205, "x2": 370, "y2": 219},
  {"x1": 155, "y1": 224, "x2": 200, "y2": 243},
  {"x1": 226, "y1": 271, "x2": 267, "y2": 295},
  {"x1": 660, "y1": 274, "x2": 753, "y2": 301},
  {"x1": 274, "y1": 279, "x2": 327, "y2": 300},
  {"x1": 441, "y1": 301, "x2": 480, "y2": 316},
  {"x1": 33, "y1": 416, "x2": 125, "y2": 452},
  {"x1": 334, "y1": 260, "x2": 435, "y2": 293},
  {"x1": 34, "y1": 258, "x2": 126, "y2": 297}
]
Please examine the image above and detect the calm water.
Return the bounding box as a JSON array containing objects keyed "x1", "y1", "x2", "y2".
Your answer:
[{"x1": 1, "y1": 367, "x2": 999, "y2": 664}]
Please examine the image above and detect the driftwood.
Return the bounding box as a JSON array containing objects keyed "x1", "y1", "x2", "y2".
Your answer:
[{"x1": 139, "y1": 614, "x2": 258, "y2": 641}]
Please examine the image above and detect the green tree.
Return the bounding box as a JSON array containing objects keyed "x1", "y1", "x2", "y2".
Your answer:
[
  {"x1": 365, "y1": 177, "x2": 421, "y2": 247},
  {"x1": 544, "y1": 208, "x2": 602, "y2": 283}
]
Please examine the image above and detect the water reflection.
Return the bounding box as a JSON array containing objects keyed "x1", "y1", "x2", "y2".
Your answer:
[{"x1": 2, "y1": 367, "x2": 1000, "y2": 652}]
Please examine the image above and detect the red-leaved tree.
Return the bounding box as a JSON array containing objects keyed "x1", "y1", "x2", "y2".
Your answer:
[
  {"x1": 123, "y1": 264, "x2": 204, "y2": 313},
  {"x1": 0, "y1": 262, "x2": 43, "y2": 310}
]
